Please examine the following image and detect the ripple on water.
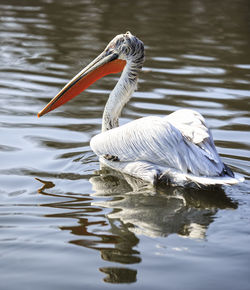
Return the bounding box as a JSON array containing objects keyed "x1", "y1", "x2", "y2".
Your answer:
[{"x1": 0, "y1": 1, "x2": 250, "y2": 289}]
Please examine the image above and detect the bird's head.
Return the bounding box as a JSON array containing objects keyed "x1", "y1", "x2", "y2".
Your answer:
[
  {"x1": 38, "y1": 32, "x2": 144, "y2": 117},
  {"x1": 105, "y1": 31, "x2": 144, "y2": 65}
]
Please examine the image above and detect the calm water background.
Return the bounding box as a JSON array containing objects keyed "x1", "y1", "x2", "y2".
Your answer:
[{"x1": 0, "y1": 0, "x2": 250, "y2": 289}]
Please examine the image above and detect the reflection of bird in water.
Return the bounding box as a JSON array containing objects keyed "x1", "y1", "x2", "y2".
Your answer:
[
  {"x1": 36, "y1": 170, "x2": 237, "y2": 284},
  {"x1": 36, "y1": 177, "x2": 140, "y2": 284},
  {"x1": 90, "y1": 167, "x2": 238, "y2": 239},
  {"x1": 38, "y1": 31, "x2": 244, "y2": 187},
  {"x1": 99, "y1": 267, "x2": 137, "y2": 284}
]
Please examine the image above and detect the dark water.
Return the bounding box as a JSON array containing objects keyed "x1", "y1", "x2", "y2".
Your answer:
[{"x1": 0, "y1": 0, "x2": 250, "y2": 289}]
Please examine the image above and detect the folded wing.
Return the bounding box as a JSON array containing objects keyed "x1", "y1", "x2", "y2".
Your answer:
[{"x1": 90, "y1": 109, "x2": 225, "y2": 177}]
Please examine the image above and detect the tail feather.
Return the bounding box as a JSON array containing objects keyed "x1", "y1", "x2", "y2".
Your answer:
[
  {"x1": 160, "y1": 169, "x2": 244, "y2": 187},
  {"x1": 180, "y1": 172, "x2": 244, "y2": 186}
]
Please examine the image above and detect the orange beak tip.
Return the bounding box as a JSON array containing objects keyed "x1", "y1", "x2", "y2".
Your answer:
[{"x1": 37, "y1": 111, "x2": 43, "y2": 118}]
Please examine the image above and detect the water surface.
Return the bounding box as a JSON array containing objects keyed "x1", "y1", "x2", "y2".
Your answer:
[{"x1": 0, "y1": 0, "x2": 250, "y2": 289}]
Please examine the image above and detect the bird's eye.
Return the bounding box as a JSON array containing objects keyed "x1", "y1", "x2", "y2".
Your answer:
[{"x1": 122, "y1": 46, "x2": 130, "y2": 55}]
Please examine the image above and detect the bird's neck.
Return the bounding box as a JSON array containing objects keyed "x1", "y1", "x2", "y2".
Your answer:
[{"x1": 102, "y1": 61, "x2": 138, "y2": 132}]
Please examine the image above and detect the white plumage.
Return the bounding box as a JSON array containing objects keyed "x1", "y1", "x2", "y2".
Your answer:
[{"x1": 90, "y1": 109, "x2": 243, "y2": 186}]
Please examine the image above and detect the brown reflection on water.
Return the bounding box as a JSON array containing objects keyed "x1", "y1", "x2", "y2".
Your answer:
[
  {"x1": 36, "y1": 177, "x2": 140, "y2": 284},
  {"x1": 36, "y1": 170, "x2": 237, "y2": 284}
]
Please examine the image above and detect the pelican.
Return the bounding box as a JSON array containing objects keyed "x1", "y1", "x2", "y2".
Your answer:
[{"x1": 38, "y1": 32, "x2": 244, "y2": 187}]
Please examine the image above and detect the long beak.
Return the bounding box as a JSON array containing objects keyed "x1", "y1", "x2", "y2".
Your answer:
[{"x1": 37, "y1": 51, "x2": 126, "y2": 117}]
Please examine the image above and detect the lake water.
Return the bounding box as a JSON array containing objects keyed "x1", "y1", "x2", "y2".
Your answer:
[{"x1": 0, "y1": 0, "x2": 250, "y2": 289}]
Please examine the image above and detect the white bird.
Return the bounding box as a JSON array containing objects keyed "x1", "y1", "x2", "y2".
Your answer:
[{"x1": 38, "y1": 32, "x2": 244, "y2": 187}]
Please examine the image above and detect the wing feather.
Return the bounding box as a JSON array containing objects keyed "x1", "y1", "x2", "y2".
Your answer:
[
  {"x1": 166, "y1": 109, "x2": 221, "y2": 164},
  {"x1": 90, "y1": 110, "x2": 224, "y2": 177}
]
